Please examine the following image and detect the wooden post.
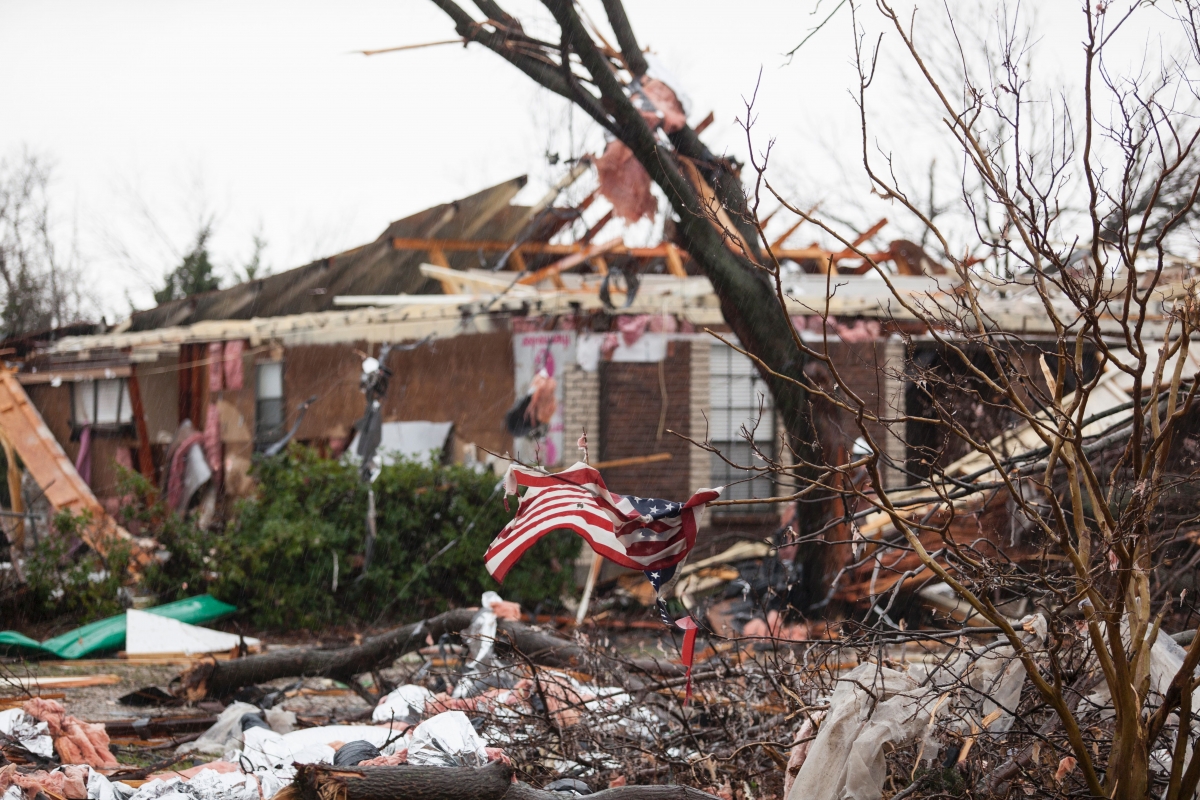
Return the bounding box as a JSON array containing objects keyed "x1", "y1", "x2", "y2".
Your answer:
[
  {"x1": 0, "y1": 431, "x2": 24, "y2": 551},
  {"x1": 127, "y1": 367, "x2": 156, "y2": 481}
]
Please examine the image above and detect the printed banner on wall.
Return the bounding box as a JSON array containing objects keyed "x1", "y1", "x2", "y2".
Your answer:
[{"x1": 512, "y1": 331, "x2": 575, "y2": 466}]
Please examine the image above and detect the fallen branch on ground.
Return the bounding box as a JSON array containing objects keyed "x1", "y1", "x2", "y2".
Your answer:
[
  {"x1": 289, "y1": 763, "x2": 724, "y2": 800},
  {"x1": 176, "y1": 609, "x2": 686, "y2": 699}
]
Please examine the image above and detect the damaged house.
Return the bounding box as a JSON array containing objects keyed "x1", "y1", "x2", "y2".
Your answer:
[{"x1": 0, "y1": 169, "x2": 1148, "y2": 609}]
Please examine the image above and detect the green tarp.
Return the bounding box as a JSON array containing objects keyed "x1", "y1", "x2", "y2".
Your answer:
[{"x1": 0, "y1": 595, "x2": 237, "y2": 659}]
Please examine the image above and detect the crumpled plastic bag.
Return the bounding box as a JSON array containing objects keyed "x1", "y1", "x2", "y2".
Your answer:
[
  {"x1": 407, "y1": 711, "x2": 488, "y2": 767},
  {"x1": 0, "y1": 708, "x2": 53, "y2": 759},
  {"x1": 177, "y1": 702, "x2": 261, "y2": 756},
  {"x1": 787, "y1": 664, "x2": 941, "y2": 800},
  {"x1": 373, "y1": 685, "x2": 434, "y2": 724}
]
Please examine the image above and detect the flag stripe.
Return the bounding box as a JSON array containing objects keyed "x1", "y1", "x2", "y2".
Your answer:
[{"x1": 486, "y1": 462, "x2": 720, "y2": 583}]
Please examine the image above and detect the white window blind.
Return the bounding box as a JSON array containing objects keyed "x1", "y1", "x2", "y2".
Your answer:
[{"x1": 71, "y1": 379, "x2": 132, "y2": 427}]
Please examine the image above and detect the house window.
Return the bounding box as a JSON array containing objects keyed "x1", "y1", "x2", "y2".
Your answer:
[
  {"x1": 255, "y1": 362, "x2": 285, "y2": 446},
  {"x1": 71, "y1": 379, "x2": 133, "y2": 429},
  {"x1": 709, "y1": 343, "x2": 774, "y2": 507}
]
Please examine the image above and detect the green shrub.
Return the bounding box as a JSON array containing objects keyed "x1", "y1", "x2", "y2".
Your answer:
[
  {"x1": 19, "y1": 510, "x2": 132, "y2": 624},
  {"x1": 212, "y1": 447, "x2": 578, "y2": 630},
  {"x1": 8, "y1": 447, "x2": 579, "y2": 632}
]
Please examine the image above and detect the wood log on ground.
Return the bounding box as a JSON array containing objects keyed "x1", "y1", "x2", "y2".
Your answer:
[
  {"x1": 291, "y1": 763, "x2": 723, "y2": 800},
  {"x1": 178, "y1": 609, "x2": 475, "y2": 700},
  {"x1": 292, "y1": 761, "x2": 513, "y2": 800},
  {"x1": 178, "y1": 609, "x2": 686, "y2": 699},
  {"x1": 504, "y1": 784, "x2": 724, "y2": 800}
]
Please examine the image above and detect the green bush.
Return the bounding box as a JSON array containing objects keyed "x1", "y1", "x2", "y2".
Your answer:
[
  {"x1": 209, "y1": 447, "x2": 578, "y2": 630},
  {"x1": 7, "y1": 447, "x2": 578, "y2": 632},
  {"x1": 18, "y1": 510, "x2": 132, "y2": 625}
]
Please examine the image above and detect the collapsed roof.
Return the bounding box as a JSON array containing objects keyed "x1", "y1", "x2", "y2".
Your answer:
[{"x1": 124, "y1": 176, "x2": 545, "y2": 332}]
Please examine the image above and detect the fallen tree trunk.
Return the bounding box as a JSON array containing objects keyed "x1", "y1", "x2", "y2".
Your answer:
[
  {"x1": 292, "y1": 763, "x2": 722, "y2": 800},
  {"x1": 293, "y1": 761, "x2": 513, "y2": 800},
  {"x1": 179, "y1": 609, "x2": 685, "y2": 698},
  {"x1": 505, "y1": 785, "x2": 723, "y2": 800},
  {"x1": 179, "y1": 609, "x2": 476, "y2": 699}
]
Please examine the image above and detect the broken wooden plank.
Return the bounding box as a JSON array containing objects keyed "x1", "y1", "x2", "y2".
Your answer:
[
  {"x1": 516, "y1": 239, "x2": 622, "y2": 286},
  {"x1": 391, "y1": 237, "x2": 686, "y2": 260},
  {"x1": 0, "y1": 693, "x2": 65, "y2": 710},
  {"x1": 0, "y1": 369, "x2": 141, "y2": 558},
  {"x1": 3, "y1": 674, "x2": 122, "y2": 689}
]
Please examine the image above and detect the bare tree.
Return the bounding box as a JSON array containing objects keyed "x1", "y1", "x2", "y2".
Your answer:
[
  {"x1": 0, "y1": 150, "x2": 86, "y2": 339},
  {"x1": 678, "y1": 2, "x2": 1200, "y2": 797}
]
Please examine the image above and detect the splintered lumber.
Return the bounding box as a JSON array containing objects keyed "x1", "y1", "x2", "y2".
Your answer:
[
  {"x1": 516, "y1": 239, "x2": 622, "y2": 285},
  {"x1": 291, "y1": 764, "x2": 724, "y2": 800},
  {"x1": 293, "y1": 762, "x2": 513, "y2": 800},
  {"x1": 180, "y1": 608, "x2": 686, "y2": 699},
  {"x1": 2, "y1": 674, "x2": 121, "y2": 689},
  {"x1": 0, "y1": 369, "x2": 139, "y2": 558}
]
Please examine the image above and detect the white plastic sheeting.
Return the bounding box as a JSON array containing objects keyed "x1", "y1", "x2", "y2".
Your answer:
[
  {"x1": 787, "y1": 615, "x2": 1045, "y2": 800},
  {"x1": 125, "y1": 610, "x2": 261, "y2": 656}
]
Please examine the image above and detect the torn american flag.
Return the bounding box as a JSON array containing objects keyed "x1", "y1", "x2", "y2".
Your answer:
[{"x1": 485, "y1": 461, "x2": 721, "y2": 582}]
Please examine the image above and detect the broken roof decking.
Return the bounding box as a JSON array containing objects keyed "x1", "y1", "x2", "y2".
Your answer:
[{"x1": 125, "y1": 177, "x2": 537, "y2": 332}]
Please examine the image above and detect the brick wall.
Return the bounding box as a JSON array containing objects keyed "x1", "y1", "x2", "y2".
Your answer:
[
  {"x1": 599, "y1": 340, "x2": 692, "y2": 500},
  {"x1": 562, "y1": 364, "x2": 599, "y2": 455}
]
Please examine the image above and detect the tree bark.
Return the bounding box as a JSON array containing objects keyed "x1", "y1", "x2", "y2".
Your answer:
[
  {"x1": 179, "y1": 610, "x2": 686, "y2": 699},
  {"x1": 293, "y1": 763, "x2": 723, "y2": 800},
  {"x1": 294, "y1": 761, "x2": 513, "y2": 800},
  {"x1": 179, "y1": 609, "x2": 476, "y2": 699},
  {"x1": 505, "y1": 784, "x2": 722, "y2": 800}
]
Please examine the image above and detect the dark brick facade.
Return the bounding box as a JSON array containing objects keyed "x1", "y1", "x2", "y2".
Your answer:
[{"x1": 599, "y1": 340, "x2": 693, "y2": 501}]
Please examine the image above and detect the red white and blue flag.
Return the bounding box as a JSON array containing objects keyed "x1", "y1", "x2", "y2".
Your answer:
[{"x1": 485, "y1": 462, "x2": 721, "y2": 583}]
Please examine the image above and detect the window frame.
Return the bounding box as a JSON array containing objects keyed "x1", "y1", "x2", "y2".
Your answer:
[
  {"x1": 69, "y1": 378, "x2": 134, "y2": 434},
  {"x1": 708, "y1": 342, "x2": 776, "y2": 512},
  {"x1": 254, "y1": 360, "x2": 286, "y2": 448}
]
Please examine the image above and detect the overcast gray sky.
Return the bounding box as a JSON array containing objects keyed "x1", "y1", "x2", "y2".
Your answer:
[{"x1": 0, "y1": 1, "x2": 1174, "y2": 321}]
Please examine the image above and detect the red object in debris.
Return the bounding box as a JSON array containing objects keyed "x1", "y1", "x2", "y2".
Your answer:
[
  {"x1": 675, "y1": 615, "x2": 699, "y2": 705},
  {"x1": 595, "y1": 140, "x2": 657, "y2": 224}
]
